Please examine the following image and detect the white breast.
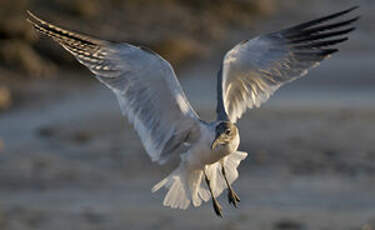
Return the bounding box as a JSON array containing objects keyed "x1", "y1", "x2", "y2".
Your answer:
[{"x1": 185, "y1": 123, "x2": 240, "y2": 169}]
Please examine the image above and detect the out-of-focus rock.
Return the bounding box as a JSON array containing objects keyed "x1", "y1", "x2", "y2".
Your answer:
[
  {"x1": 0, "y1": 86, "x2": 12, "y2": 111},
  {"x1": 37, "y1": 126, "x2": 56, "y2": 138},
  {"x1": 362, "y1": 224, "x2": 373, "y2": 230},
  {"x1": 0, "y1": 40, "x2": 57, "y2": 77},
  {"x1": 55, "y1": 0, "x2": 102, "y2": 18},
  {"x1": 0, "y1": 15, "x2": 35, "y2": 42},
  {"x1": 0, "y1": 139, "x2": 4, "y2": 152},
  {"x1": 155, "y1": 37, "x2": 209, "y2": 67},
  {"x1": 252, "y1": 0, "x2": 278, "y2": 16},
  {"x1": 274, "y1": 219, "x2": 304, "y2": 230}
]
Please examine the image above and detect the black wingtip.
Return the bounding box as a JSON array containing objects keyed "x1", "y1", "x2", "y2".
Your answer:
[
  {"x1": 333, "y1": 6, "x2": 359, "y2": 16},
  {"x1": 322, "y1": 48, "x2": 339, "y2": 56},
  {"x1": 294, "y1": 48, "x2": 339, "y2": 58},
  {"x1": 349, "y1": 15, "x2": 361, "y2": 23},
  {"x1": 287, "y1": 6, "x2": 360, "y2": 32},
  {"x1": 347, "y1": 6, "x2": 360, "y2": 11},
  {"x1": 293, "y1": 37, "x2": 349, "y2": 50},
  {"x1": 289, "y1": 27, "x2": 356, "y2": 44}
]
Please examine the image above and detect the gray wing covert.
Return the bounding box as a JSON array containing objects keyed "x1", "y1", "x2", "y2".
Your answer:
[{"x1": 27, "y1": 11, "x2": 201, "y2": 164}]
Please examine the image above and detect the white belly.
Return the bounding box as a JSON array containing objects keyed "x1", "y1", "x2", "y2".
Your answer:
[{"x1": 185, "y1": 123, "x2": 240, "y2": 169}]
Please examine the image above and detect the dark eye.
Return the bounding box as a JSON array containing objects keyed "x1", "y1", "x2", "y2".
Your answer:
[{"x1": 225, "y1": 129, "x2": 231, "y2": 135}]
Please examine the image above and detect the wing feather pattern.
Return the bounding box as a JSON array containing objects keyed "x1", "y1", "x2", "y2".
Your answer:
[
  {"x1": 27, "y1": 11, "x2": 201, "y2": 164},
  {"x1": 217, "y1": 7, "x2": 359, "y2": 123}
]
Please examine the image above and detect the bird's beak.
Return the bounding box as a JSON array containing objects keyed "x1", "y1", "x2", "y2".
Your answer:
[{"x1": 211, "y1": 135, "x2": 226, "y2": 150}]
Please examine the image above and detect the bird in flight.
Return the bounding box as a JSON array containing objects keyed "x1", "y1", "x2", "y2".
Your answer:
[{"x1": 27, "y1": 7, "x2": 358, "y2": 217}]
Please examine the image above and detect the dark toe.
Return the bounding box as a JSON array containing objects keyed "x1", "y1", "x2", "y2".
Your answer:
[
  {"x1": 228, "y1": 189, "x2": 240, "y2": 208},
  {"x1": 213, "y1": 199, "x2": 223, "y2": 217},
  {"x1": 233, "y1": 190, "x2": 240, "y2": 202},
  {"x1": 228, "y1": 192, "x2": 238, "y2": 208}
]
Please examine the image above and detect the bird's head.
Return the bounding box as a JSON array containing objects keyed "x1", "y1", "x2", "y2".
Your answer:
[{"x1": 211, "y1": 121, "x2": 238, "y2": 150}]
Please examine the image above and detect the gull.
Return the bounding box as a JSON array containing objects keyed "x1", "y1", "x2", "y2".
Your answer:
[{"x1": 27, "y1": 7, "x2": 358, "y2": 217}]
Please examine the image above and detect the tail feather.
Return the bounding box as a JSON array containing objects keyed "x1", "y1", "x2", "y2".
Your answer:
[
  {"x1": 198, "y1": 186, "x2": 210, "y2": 203},
  {"x1": 152, "y1": 165, "x2": 191, "y2": 209},
  {"x1": 188, "y1": 169, "x2": 205, "y2": 207},
  {"x1": 151, "y1": 177, "x2": 168, "y2": 193},
  {"x1": 223, "y1": 151, "x2": 248, "y2": 183},
  {"x1": 163, "y1": 176, "x2": 190, "y2": 209},
  {"x1": 152, "y1": 151, "x2": 248, "y2": 209}
]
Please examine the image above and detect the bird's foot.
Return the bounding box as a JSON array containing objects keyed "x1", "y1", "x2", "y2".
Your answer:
[
  {"x1": 227, "y1": 188, "x2": 240, "y2": 208},
  {"x1": 212, "y1": 198, "x2": 223, "y2": 217}
]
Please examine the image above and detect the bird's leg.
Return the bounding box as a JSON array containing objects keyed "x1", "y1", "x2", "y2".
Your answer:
[
  {"x1": 204, "y1": 169, "x2": 223, "y2": 217},
  {"x1": 221, "y1": 163, "x2": 240, "y2": 208}
]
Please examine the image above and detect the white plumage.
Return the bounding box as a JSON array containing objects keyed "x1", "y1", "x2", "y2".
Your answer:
[{"x1": 27, "y1": 6, "x2": 358, "y2": 215}]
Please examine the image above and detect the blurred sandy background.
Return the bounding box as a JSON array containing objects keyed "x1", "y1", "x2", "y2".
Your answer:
[{"x1": 0, "y1": 0, "x2": 374, "y2": 229}]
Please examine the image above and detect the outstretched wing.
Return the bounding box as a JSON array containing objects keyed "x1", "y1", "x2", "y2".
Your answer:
[
  {"x1": 217, "y1": 7, "x2": 359, "y2": 123},
  {"x1": 27, "y1": 11, "x2": 201, "y2": 164}
]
